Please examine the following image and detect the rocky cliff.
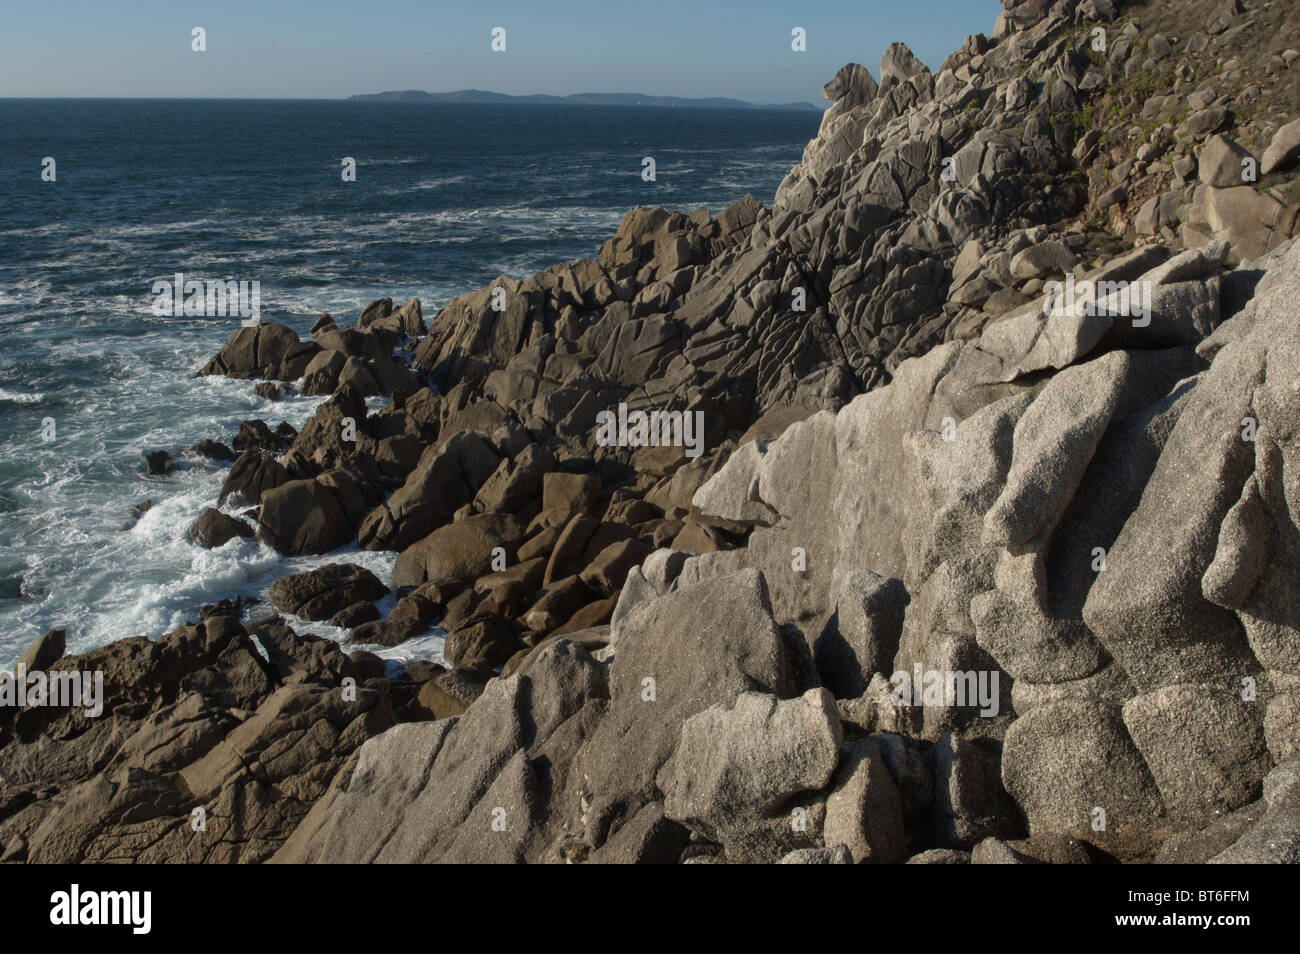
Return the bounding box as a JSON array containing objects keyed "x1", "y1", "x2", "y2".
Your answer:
[{"x1": 4, "y1": 0, "x2": 1300, "y2": 863}]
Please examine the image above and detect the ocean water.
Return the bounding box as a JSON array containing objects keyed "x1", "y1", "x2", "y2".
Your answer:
[{"x1": 0, "y1": 99, "x2": 819, "y2": 667}]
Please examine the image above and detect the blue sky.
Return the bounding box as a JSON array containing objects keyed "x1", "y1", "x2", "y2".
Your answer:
[{"x1": 0, "y1": 0, "x2": 1001, "y2": 102}]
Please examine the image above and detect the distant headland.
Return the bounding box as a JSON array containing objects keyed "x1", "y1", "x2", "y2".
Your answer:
[{"x1": 347, "y1": 88, "x2": 821, "y2": 110}]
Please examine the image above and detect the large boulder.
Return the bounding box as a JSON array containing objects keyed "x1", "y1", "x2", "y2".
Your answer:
[
  {"x1": 813, "y1": 572, "x2": 909, "y2": 698},
  {"x1": 268, "y1": 564, "x2": 389, "y2": 622},
  {"x1": 16, "y1": 628, "x2": 66, "y2": 672},
  {"x1": 199, "y1": 322, "x2": 303, "y2": 379},
  {"x1": 219, "y1": 450, "x2": 289, "y2": 506},
  {"x1": 661, "y1": 689, "x2": 841, "y2": 862},
  {"x1": 188, "y1": 508, "x2": 255, "y2": 548},
  {"x1": 1261, "y1": 117, "x2": 1300, "y2": 176},
  {"x1": 1198, "y1": 135, "x2": 1253, "y2": 189},
  {"x1": 1123, "y1": 683, "x2": 1269, "y2": 829},
  {"x1": 257, "y1": 472, "x2": 364, "y2": 556},
  {"x1": 390, "y1": 512, "x2": 529, "y2": 590},
  {"x1": 822, "y1": 739, "x2": 908, "y2": 863},
  {"x1": 1082, "y1": 343, "x2": 1262, "y2": 691},
  {"x1": 273, "y1": 639, "x2": 608, "y2": 863},
  {"x1": 1001, "y1": 698, "x2": 1164, "y2": 856},
  {"x1": 574, "y1": 569, "x2": 800, "y2": 842},
  {"x1": 879, "y1": 42, "x2": 928, "y2": 89},
  {"x1": 357, "y1": 431, "x2": 500, "y2": 551}
]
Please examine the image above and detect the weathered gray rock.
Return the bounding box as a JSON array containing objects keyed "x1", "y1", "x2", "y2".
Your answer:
[
  {"x1": 880, "y1": 42, "x2": 928, "y2": 88},
  {"x1": 662, "y1": 688, "x2": 841, "y2": 862},
  {"x1": 1156, "y1": 800, "x2": 1266, "y2": 863},
  {"x1": 575, "y1": 569, "x2": 798, "y2": 843},
  {"x1": 821, "y1": 63, "x2": 879, "y2": 111},
  {"x1": 1261, "y1": 117, "x2": 1300, "y2": 176},
  {"x1": 1008, "y1": 241, "x2": 1078, "y2": 281},
  {"x1": 906, "y1": 848, "x2": 970, "y2": 864},
  {"x1": 1209, "y1": 757, "x2": 1300, "y2": 863},
  {"x1": 1001, "y1": 698, "x2": 1164, "y2": 856},
  {"x1": 1123, "y1": 683, "x2": 1269, "y2": 829},
  {"x1": 277, "y1": 638, "x2": 607, "y2": 863},
  {"x1": 983, "y1": 351, "x2": 1131, "y2": 547},
  {"x1": 813, "y1": 572, "x2": 909, "y2": 698},
  {"x1": 928, "y1": 732, "x2": 1020, "y2": 849},
  {"x1": 1198, "y1": 135, "x2": 1253, "y2": 189},
  {"x1": 586, "y1": 801, "x2": 690, "y2": 864},
  {"x1": 1083, "y1": 341, "x2": 1262, "y2": 690},
  {"x1": 1202, "y1": 186, "x2": 1293, "y2": 261},
  {"x1": 822, "y1": 740, "x2": 907, "y2": 863},
  {"x1": 970, "y1": 837, "x2": 1040, "y2": 864}
]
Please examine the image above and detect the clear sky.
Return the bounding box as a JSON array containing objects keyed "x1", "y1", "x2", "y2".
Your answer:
[{"x1": 0, "y1": 0, "x2": 1002, "y2": 103}]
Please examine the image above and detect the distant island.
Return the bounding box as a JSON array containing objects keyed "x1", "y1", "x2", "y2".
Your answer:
[{"x1": 348, "y1": 89, "x2": 820, "y2": 110}]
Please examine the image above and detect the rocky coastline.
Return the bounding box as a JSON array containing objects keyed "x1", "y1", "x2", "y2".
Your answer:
[{"x1": 4, "y1": 0, "x2": 1300, "y2": 863}]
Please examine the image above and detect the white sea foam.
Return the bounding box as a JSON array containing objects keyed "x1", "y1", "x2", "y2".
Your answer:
[
  {"x1": 352, "y1": 156, "x2": 426, "y2": 165},
  {"x1": 408, "y1": 175, "x2": 468, "y2": 191}
]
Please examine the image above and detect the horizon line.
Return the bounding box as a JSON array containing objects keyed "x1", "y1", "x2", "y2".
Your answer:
[{"x1": 0, "y1": 93, "x2": 829, "y2": 109}]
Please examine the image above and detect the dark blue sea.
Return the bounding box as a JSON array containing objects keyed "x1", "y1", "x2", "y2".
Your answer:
[{"x1": 0, "y1": 99, "x2": 819, "y2": 665}]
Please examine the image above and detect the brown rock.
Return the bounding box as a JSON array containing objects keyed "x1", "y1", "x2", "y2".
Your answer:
[
  {"x1": 188, "y1": 508, "x2": 255, "y2": 548},
  {"x1": 328, "y1": 601, "x2": 381, "y2": 628},
  {"x1": 444, "y1": 613, "x2": 521, "y2": 672},
  {"x1": 256, "y1": 474, "x2": 359, "y2": 556},
  {"x1": 553, "y1": 598, "x2": 617, "y2": 635},
  {"x1": 522, "y1": 575, "x2": 595, "y2": 633},
  {"x1": 412, "y1": 668, "x2": 488, "y2": 720},
  {"x1": 543, "y1": 514, "x2": 600, "y2": 584},
  {"x1": 16, "y1": 629, "x2": 65, "y2": 672},
  {"x1": 219, "y1": 450, "x2": 289, "y2": 506},
  {"x1": 472, "y1": 557, "x2": 546, "y2": 617},
  {"x1": 542, "y1": 472, "x2": 600, "y2": 513},
  {"x1": 517, "y1": 523, "x2": 565, "y2": 562},
  {"x1": 199, "y1": 322, "x2": 302, "y2": 379},
  {"x1": 391, "y1": 512, "x2": 528, "y2": 590},
  {"x1": 347, "y1": 615, "x2": 426, "y2": 648},
  {"x1": 671, "y1": 521, "x2": 724, "y2": 553},
  {"x1": 580, "y1": 538, "x2": 656, "y2": 595},
  {"x1": 268, "y1": 563, "x2": 389, "y2": 621},
  {"x1": 357, "y1": 430, "x2": 500, "y2": 551}
]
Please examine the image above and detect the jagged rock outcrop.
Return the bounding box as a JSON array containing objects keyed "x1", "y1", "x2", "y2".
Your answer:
[
  {"x1": 280, "y1": 235, "x2": 1300, "y2": 865},
  {"x1": 0, "y1": 611, "x2": 395, "y2": 862}
]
